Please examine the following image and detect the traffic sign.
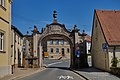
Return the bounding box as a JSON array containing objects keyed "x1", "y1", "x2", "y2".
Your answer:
[
  {"x1": 102, "y1": 43, "x2": 108, "y2": 49},
  {"x1": 75, "y1": 50, "x2": 81, "y2": 57}
]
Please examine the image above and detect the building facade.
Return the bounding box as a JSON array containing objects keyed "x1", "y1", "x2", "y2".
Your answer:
[
  {"x1": 0, "y1": 0, "x2": 12, "y2": 77},
  {"x1": 47, "y1": 38, "x2": 70, "y2": 59},
  {"x1": 11, "y1": 25, "x2": 24, "y2": 69},
  {"x1": 23, "y1": 33, "x2": 33, "y2": 68},
  {"x1": 85, "y1": 35, "x2": 91, "y2": 66},
  {"x1": 91, "y1": 10, "x2": 120, "y2": 71}
]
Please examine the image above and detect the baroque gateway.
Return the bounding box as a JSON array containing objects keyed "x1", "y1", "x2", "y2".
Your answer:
[{"x1": 23, "y1": 11, "x2": 88, "y2": 68}]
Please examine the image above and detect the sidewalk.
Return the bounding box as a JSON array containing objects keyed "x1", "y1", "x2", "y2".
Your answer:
[
  {"x1": 0, "y1": 67, "x2": 45, "y2": 80},
  {"x1": 71, "y1": 67, "x2": 120, "y2": 80}
]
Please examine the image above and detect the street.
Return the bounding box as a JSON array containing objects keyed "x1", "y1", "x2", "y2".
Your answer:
[{"x1": 19, "y1": 59, "x2": 84, "y2": 80}]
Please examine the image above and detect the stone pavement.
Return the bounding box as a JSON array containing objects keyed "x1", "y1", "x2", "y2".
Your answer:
[
  {"x1": 71, "y1": 67, "x2": 120, "y2": 80},
  {"x1": 0, "y1": 67, "x2": 45, "y2": 80}
]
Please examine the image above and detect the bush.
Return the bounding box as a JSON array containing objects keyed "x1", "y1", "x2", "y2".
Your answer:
[{"x1": 111, "y1": 57, "x2": 119, "y2": 67}]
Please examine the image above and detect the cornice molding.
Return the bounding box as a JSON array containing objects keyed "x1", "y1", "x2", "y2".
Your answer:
[{"x1": 0, "y1": 17, "x2": 9, "y2": 24}]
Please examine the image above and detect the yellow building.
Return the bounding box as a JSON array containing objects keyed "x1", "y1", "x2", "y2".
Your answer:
[{"x1": 0, "y1": 0, "x2": 12, "y2": 77}]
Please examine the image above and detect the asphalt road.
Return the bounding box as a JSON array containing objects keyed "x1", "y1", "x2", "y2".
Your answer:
[{"x1": 19, "y1": 59, "x2": 84, "y2": 80}]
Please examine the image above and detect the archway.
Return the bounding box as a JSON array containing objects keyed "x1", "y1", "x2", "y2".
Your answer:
[
  {"x1": 31, "y1": 11, "x2": 89, "y2": 69},
  {"x1": 37, "y1": 33, "x2": 74, "y2": 68}
]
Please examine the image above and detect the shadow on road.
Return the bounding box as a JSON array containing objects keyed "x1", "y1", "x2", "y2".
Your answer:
[{"x1": 73, "y1": 67, "x2": 106, "y2": 72}]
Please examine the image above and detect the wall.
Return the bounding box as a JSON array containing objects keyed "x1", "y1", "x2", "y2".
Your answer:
[
  {"x1": 108, "y1": 47, "x2": 120, "y2": 68},
  {"x1": 91, "y1": 13, "x2": 109, "y2": 71},
  {"x1": 0, "y1": 0, "x2": 11, "y2": 77}
]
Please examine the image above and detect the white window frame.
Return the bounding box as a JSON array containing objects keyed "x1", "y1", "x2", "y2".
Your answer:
[
  {"x1": 0, "y1": 0, "x2": 1, "y2": 5},
  {"x1": 0, "y1": 32, "x2": 4, "y2": 51},
  {"x1": 0, "y1": 0, "x2": 5, "y2": 7},
  {"x1": 56, "y1": 39, "x2": 59, "y2": 45},
  {"x1": 50, "y1": 48, "x2": 53, "y2": 53},
  {"x1": 50, "y1": 39, "x2": 53, "y2": 45},
  {"x1": 56, "y1": 48, "x2": 59, "y2": 53},
  {"x1": 61, "y1": 39, "x2": 64, "y2": 45}
]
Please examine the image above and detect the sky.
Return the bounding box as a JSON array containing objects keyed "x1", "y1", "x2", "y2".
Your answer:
[{"x1": 12, "y1": 0, "x2": 120, "y2": 35}]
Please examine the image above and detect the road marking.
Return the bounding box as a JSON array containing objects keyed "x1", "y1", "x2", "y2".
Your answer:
[
  {"x1": 48, "y1": 62, "x2": 62, "y2": 66},
  {"x1": 58, "y1": 75, "x2": 74, "y2": 79}
]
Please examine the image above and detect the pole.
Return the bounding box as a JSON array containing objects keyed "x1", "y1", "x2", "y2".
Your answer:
[{"x1": 78, "y1": 57, "x2": 79, "y2": 68}]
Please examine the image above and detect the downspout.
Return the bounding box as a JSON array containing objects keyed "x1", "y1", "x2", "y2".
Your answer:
[
  {"x1": 113, "y1": 46, "x2": 116, "y2": 61},
  {"x1": 14, "y1": 32, "x2": 16, "y2": 69}
]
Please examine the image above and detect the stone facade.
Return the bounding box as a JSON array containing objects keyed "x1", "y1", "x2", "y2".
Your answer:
[
  {"x1": 92, "y1": 11, "x2": 110, "y2": 71},
  {"x1": 32, "y1": 22, "x2": 73, "y2": 67},
  {"x1": 23, "y1": 34, "x2": 34, "y2": 68},
  {"x1": 31, "y1": 11, "x2": 89, "y2": 68},
  {"x1": 47, "y1": 37, "x2": 70, "y2": 59}
]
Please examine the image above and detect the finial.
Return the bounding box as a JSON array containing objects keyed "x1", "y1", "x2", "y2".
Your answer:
[
  {"x1": 27, "y1": 31, "x2": 29, "y2": 35},
  {"x1": 53, "y1": 10, "x2": 57, "y2": 22},
  {"x1": 83, "y1": 30, "x2": 85, "y2": 33},
  {"x1": 34, "y1": 25, "x2": 38, "y2": 31},
  {"x1": 74, "y1": 25, "x2": 77, "y2": 29},
  {"x1": 82, "y1": 30, "x2": 87, "y2": 36}
]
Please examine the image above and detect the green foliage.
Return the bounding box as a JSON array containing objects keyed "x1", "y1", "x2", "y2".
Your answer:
[{"x1": 111, "y1": 57, "x2": 119, "y2": 67}]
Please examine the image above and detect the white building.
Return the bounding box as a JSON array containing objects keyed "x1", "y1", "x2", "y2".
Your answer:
[{"x1": 11, "y1": 25, "x2": 24, "y2": 68}]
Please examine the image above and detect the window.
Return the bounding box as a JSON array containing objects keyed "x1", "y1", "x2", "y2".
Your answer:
[
  {"x1": 50, "y1": 39, "x2": 53, "y2": 44},
  {"x1": 0, "y1": 0, "x2": 5, "y2": 7},
  {"x1": 56, "y1": 39, "x2": 59, "y2": 45},
  {"x1": 61, "y1": 39, "x2": 64, "y2": 45},
  {"x1": 0, "y1": 32, "x2": 4, "y2": 51},
  {"x1": 56, "y1": 48, "x2": 59, "y2": 53},
  {"x1": 18, "y1": 36, "x2": 19, "y2": 44},
  {"x1": 67, "y1": 48, "x2": 69, "y2": 53},
  {"x1": 51, "y1": 48, "x2": 53, "y2": 53}
]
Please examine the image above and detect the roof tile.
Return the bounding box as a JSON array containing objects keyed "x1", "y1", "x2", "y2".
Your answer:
[{"x1": 96, "y1": 10, "x2": 120, "y2": 45}]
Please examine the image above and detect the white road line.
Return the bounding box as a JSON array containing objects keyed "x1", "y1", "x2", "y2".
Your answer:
[
  {"x1": 48, "y1": 62, "x2": 62, "y2": 66},
  {"x1": 58, "y1": 75, "x2": 74, "y2": 79}
]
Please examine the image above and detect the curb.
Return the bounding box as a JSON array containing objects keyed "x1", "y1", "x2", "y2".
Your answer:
[
  {"x1": 69, "y1": 68, "x2": 89, "y2": 80},
  {"x1": 10, "y1": 67, "x2": 46, "y2": 80}
]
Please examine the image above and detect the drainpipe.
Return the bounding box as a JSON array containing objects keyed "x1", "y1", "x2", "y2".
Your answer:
[{"x1": 113, "y1": 46, "x2": 116, "y2": 60}]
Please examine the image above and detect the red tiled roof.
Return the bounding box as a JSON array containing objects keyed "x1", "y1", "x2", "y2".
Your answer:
[
  {"x1": 85, "y1": 35, "x2": 91, "y2": 42},
  {"x1": 96, "y1": 10, "x2": 120, "y2": 46}
]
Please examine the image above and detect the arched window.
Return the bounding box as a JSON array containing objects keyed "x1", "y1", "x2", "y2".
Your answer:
[
  {"x1": 51, "y1": 48, "x2": 53, "y2": 53},
  {"x1": 67, "y1": 48, "x2": 69, "y2": 53}
]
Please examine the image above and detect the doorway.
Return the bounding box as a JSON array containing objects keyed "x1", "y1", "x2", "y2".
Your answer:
[{"x1": 62, "y1": 48, "x2": 65, "y2": 56}]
